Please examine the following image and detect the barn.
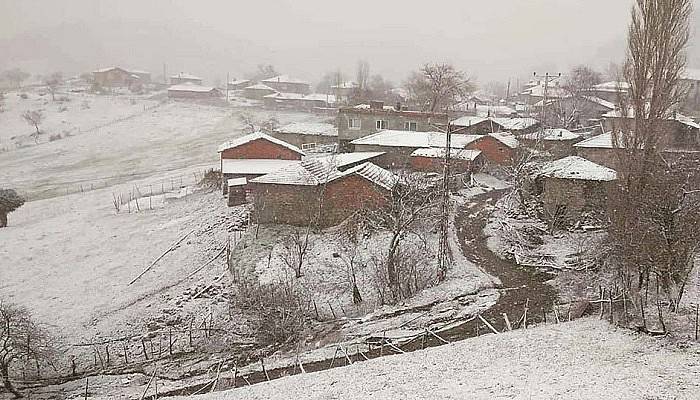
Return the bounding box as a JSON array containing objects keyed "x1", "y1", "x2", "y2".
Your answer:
[{"x1": 250, "y1": 160, "x2": 395, "y2": 227}]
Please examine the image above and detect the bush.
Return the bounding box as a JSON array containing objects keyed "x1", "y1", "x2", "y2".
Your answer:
[
  {"x1": 49, "y1": 133, "x2": 63, "y2": 142},
  {"x1": 231, "y1": 279, "x2": 308, "y2": 346},
  {"x1": 19, "y1": 93, "x2": 28, "y2": 99}
]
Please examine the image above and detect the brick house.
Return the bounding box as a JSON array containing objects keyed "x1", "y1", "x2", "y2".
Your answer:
[
  {"x1": 451, "y1": 116, "x2": 540, "y2": 135},
  {"x1": 536, "y1": 156, "x2": 617, "y2": 218},
  {"x1": 337, "y1": 101, "x2": 449, "y2": 151},
  {"x1": 410, "y1": 148, "x2": 483, "y2": 174},
  {"x1": 602, "y1": 109, "x2": 700, "y2": 150},
  {"x1": 243, "y1": 83, "x2": 277, "y2": 100},
  {"x1": 351, "y1": 130, "x2": 518, "y2": 167},
  {"x1": 92, "y1": 67, "x2": 151, "y2": 87},
  {"x1": 170, "y1": 73, "x2": 203, "y2": 86},
  {"x1": 168, "y1": 84, "x2": 222, "y2": 99},
  {"x1": 261, "y1": 75, "x2": 311, "y2": 94},
  {"x1": 250, "y1": 160, "x2": 395, "y2": 227},
  {"x1": 218, "y1": 131, "x2": 305, "y2": 192}
]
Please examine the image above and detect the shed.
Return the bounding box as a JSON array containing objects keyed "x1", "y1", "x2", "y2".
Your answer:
[
  {"x1": 227, "y1": 178, "x2": 248, "y2": 206},
  {"x1": 537, "y1": 156, "x2": 617, "y2": 218}
]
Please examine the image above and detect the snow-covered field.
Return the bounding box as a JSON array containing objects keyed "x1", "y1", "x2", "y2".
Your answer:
[
  {"x1": 176, "y1": 318, "x2": 700, "y2": 400},
  {"x1": 0, "y1": 91, "x2": 328, "y2": 347}
]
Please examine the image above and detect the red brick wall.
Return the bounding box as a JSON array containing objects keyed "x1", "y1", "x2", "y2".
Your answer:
[
  {"x1": 467, "y1": 137, "x2": 513, "y2": 165},
  {"x1": 251, "y1": 175, "x2": 389, "y2": 227},
  {"x1": 220, "y1": 138, "x2": 302, "y2": 160},
  {"x1": 410, "y1": 156, "x2": 475, "y2": 173}
]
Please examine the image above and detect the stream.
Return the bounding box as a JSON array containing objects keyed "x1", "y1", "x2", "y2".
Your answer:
[{"x1": 153, "y1": 188, "x2": 561, "y2": 397}]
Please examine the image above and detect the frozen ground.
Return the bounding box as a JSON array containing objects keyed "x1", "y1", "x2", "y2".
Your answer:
[{"x1": 174, "y1": 318, "x2": 700, "y2": 400}]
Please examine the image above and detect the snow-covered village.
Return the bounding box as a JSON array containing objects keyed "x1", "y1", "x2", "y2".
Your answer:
[{"x1": 1, "y1": 1, "x2": 700, "y2": 399}]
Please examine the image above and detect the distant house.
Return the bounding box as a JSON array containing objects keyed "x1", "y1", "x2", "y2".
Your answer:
[
  {"x1": 351, "y1": 130, "x2": 518, "y2": 167},
  {"x1": 602, "y1": 108, "x2": 700, "y2": 150},
  {"x1": 92, "y1": 67, "x2": 151, "y2": 87},
  {"x1": 586, "y1": 81, "x2": 629, "y2": 103},
  {"x1": 228, "y1": 79, "x2": 251, "y2": 90},
  {"x1": 410, "y1": 147, "x2": 484, "y2": 174},
  {"x1": 331, "y1": 81, "x2": 358, "y2": 104},
  {"x1": 250, "y1": 160, "x2": 395, "y2": 227},
  {"x1": 453, "y1": 102, "x2": 517, "y2": 117},
  {"x1": 243, "y1": 83, "x2": 277, "y2": 100},
  {"x1": 261, "y1": 75, "x2": 311, "y2": 94},
  {"x1": 218, "y1": 131, "x2": 305, "y2": 192},
  {"x1": 536, "y1": 156, "x2": 617, "y2": 218},
  {"x1": 270, "y1": 122, "x2": 338, "y2": 150},
  {"x1": 573, "y1": 132, "x2": 623, "y2": 170},
  {"x1": 263, "y1": 92, "x2": 336, "y2": 110},
  {"x1": 520, "y1": 128, "x2": 584, "y2": 157},
  {"x1": 451, "y1": 116, "x2": 540, "y2": 136},
  {"x1": 170, "y1": 73, "x2": 203, "y2": 86},
  {"x1": 167, "y1": 84, "x2": 222, "y2": 99},
  {"x1": 337, "y1": 101, "x2": 449, "y2": 151},
  {"x1": 535, "y1": 96, "x2": 616, "y2": 126}
]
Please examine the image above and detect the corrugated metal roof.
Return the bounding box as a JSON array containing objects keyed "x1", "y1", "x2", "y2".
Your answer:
[
  {"x1": 411, "y1": 147, "x2": 482, "y2": 161},
  {"x1": 351, "y1": 130, "x2": 483, "y2": 149}
]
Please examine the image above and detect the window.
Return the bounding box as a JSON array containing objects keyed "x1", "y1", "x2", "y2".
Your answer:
[
  {"x1": 404, "y1": 121, "x2": 417, "y2": 131},
  {"x1": 376, "y1": 120, "x2": 388, "y2": 129},
  {"x1": 348, "y1": 118, "x2": 361, "y2": 130}
]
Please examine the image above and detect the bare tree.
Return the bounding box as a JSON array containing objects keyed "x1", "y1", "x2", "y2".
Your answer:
[
  {"x1": 404, "y1": 63, "x2": 473, "y2": 112},
  {"x1": 1, "y1": 69, "x2": 30, "y2": 89},
  {"x1": 280, "y1": 227, "x2": 312, "y2": 278},
  {"x1": 0, "y1": 189, "x2": 25, "y2": 228},
  {"x1": 1, "y1": 301, "x2": 56, "y2": 398},
  {"x1": 364, "y1": 173, "x2": 439, "y2": 301},
  {"x1": 608, "y1": 0, "x2": 694, "y2": 330},
  {"x1": 248, "y1": 64, "x2": 279, "y2": 81},
  {"x1": 43, "y1": 72, "x2": 63, "y2": 101},
  {"x1": 238, "y1": 113, "x2": 279, "y2": 134},
  {"x1": 21, "y1": 110, "x2": 44, "y2": 143},
  {"x1": 356, "y1": 60, "x2": 370, "y2": 92}
]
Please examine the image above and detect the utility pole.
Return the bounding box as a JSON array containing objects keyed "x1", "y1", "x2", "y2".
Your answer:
[
  {"x1": 533, "y1": 72, "x2": 561, "y2": 131},
  {"x1": 437, "y1": 116, "x2": 452, "y2": 282},
  {"x1": 506, "y1": 78, "x2": 511, "y2": 100}
]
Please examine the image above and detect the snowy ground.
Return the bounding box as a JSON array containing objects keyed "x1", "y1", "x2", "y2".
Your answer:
[{"x1": 173, "y1": 318, "x2": 700, "y2": 400}]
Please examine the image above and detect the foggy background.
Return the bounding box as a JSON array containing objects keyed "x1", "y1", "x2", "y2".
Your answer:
[{"x1": 1, "y1": 0, "x2": 699, "y2": 86}]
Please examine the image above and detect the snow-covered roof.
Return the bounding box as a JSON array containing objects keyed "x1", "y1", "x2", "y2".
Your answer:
[
  {"x1": 490, "y1": 118, "x2": 539, "y2": 131},
  {"x1": 262, "y1": 75, "x2": 310, "y2": 85},
  {"x1": 227, "y1": 177, "x2": 247, "y2": 187},
  {"x1": 221, "y1": 159, "x2": 299, "y2": 175},
  {"x1": 573, "y1": 132, "x2": 618, "y2": 149},
  {"x1": 521, "y1": 128, "x2": 582, "y2": 141},
  {"x1": 603, "y1": 108, "x2": 700, "y2": 129},
  {"x1": 244, "y1": 83, "x2": 277, "y2": 91},
  {"x1": 581, "y1": 96, "x2": 616, "y2": 110},
  {"x1": 453, "y1": 103, "x2": 516, "y2": 116},
  {"x1": 265, "y1": 92, "x2": 336, "y2": 103},
  {"x1": 249, "y1": 158, "x2": 345, "y2": 186},
  {"x1": 171, "y1": 72, "x2": 202, "y2": 80},
  {"x1": 93, "y1": 67, "x2": 121, "y2": 73},
  {"x1": 217, "y1": 131, "x2": 305, "y2": 155},
  {"x1": 277, "y1": 122, "x2": 338, "y2": 137},
  {"x1": 351, "y1": 130, "x2": 483, "y2": 149},
  {"x1": 488, "y1": 132, "x2": 519, "y2": 149},
  {"x1": 539, "y1": 156, "x2": 617, "y2": 181},
  {"x1": 168, "y1": 84, "x2": 218, "y2": 93},
  {"x1": 228, "y1": 79, "x2": 251, "y2": 85},
  {"x1": 310, "y1": 152, "x2": 386, "y2": 167},
  {"x1": 331, "y1": 81, "x2": 358, "y2": 89},
  {"x1": 592, "y1": 81, "x2": 630, "y2": 92},
  {"x1": 343, "y1": 162, "x2": 397, "y2": 191},
  {"x1": 451, "y1": 116, "x2": 488, "y2": 127},
  {"x1": 92, "y1": 67, "x2": 150, "y2": 75},
  {"x1": 411, "y1": 147, "x2": 482, "y2": 161},
  {"x1": 354, "y1": 103, "x2": 396, "y2": 111}
]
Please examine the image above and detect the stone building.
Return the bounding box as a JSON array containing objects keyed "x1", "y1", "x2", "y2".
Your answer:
[
  {"x1": 250, "y1": 160, "x2": 395, "y2": 227},
  {"x1": 262, "y1": 92, "x2": 336, "y2": 110},
  {"x1": 337, "y1": 101, "x2": 448, "y2": 151},
  {"x1": 536, "y1": 156, "x2": 617, "y2": 218},
  {"x1": 92, "y1": 67, "x2": 151, "y2": 88}
]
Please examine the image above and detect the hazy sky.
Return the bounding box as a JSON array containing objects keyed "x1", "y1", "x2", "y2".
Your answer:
[{"x1": 1, "y1": 0, "x2": 698, "y2": 86}]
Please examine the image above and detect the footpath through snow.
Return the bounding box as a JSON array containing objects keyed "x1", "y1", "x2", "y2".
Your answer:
[{"x1": 172, "y1": 318, "x2": 700, "y2": 400}]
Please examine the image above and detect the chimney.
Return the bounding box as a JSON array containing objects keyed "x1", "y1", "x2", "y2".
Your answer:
[{"x1": 370, "y1": 100, "x2": 384, "y2": 110}]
